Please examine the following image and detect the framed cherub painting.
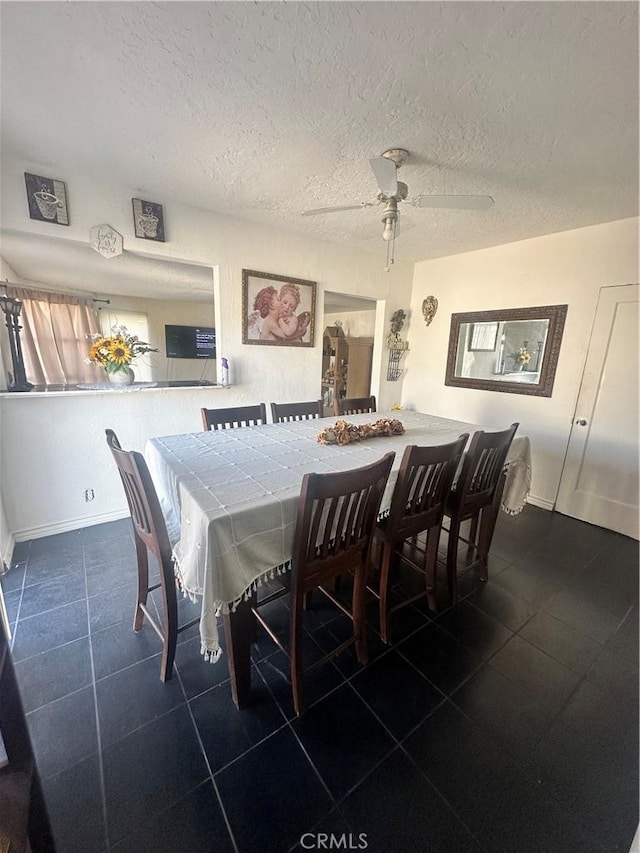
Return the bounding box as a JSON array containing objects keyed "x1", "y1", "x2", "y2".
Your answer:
[{"x1": 242, "y1": 269, "x2": 316, "y2": 347}]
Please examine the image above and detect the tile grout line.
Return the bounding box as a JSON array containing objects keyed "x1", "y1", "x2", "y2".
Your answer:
[
  {"x1": 5, "y1": 543, "x2": 31, "y2": 654},
  {"x1": 174, "y1": 660, "x2": 242, "y2": 853},
  {"x1": 82, "y1": 542, "x2": 112, "y2": 853}
]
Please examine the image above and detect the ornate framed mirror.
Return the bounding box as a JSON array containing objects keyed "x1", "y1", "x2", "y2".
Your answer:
[{"x1": 445, "y1": 304, "x2": 567, "y2": 397}]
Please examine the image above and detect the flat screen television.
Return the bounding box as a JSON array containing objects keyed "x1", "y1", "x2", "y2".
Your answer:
[{"x1": 165, "y1": 324, "x2": 216, "y2": 359}]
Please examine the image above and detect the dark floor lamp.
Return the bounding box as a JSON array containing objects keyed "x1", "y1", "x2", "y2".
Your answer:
[{"x1": 0, "y1": 294, "x2": 33, "y2": 392}]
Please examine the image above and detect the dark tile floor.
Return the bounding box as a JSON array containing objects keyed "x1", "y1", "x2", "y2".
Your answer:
[{"x1": 2, "y1": 507, "x2": 638, "y2": 853}]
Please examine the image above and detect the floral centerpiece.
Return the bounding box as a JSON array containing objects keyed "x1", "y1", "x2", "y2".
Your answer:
[
  {"x1": 512, "y1": 346, "x2": 531, "y2": 370},
  {"x1": 317, "y1": 418, "x2": 405, "y2": 446},
  {"x1": 87, "y1": 325, "x2": 157, "y2": 384}
]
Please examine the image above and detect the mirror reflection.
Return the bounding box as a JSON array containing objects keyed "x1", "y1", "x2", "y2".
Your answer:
[
  {"x1": 445, "y1": 305, "x2": 567, "y2": 397},
  {"x1": 455, "y1": 318, "x2": 550, "y2": 385}
]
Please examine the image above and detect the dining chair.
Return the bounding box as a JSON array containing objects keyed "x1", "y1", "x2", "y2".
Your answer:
[
  {"x1": 369, "y1": 435, "x2": 468, "y2": 643},
  {"x1": 271, "y1": 399, "x2": 324, "y2": 423},
  {"x1": 336, "y1": 395, "x2": 377, "y2": 416},
  {"x1": 444, "y1": 422, "x2": 519, "y2": 603},
  {"x1": 201, "y1": 403, "x2": 267, "y2": 431},
  {"x1": 105, "y1": 429, "x2": 199, "y2": 681},
  {"x1": 251, "y1": 451, "x2": 395, "y2": 715}
]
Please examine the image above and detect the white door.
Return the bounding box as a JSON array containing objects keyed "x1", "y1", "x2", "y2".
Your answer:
[{"x1": 556, "y1": 284, "x2": 639, "y2": 539}]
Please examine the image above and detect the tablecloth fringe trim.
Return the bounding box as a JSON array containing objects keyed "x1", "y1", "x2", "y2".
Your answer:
[
  {"x1": 174, "y1": 565, "x2": 200, "y2": 603},
  {"x1": 201, "y1": 644, "x2": 223, "y2": 663},
  {"x1": 179, "y1": 560, "x2": 292, "y2": 662},
  {"x1": 501, "y1": 503, "x2": 526, "y2": 516},
  {"x1": 229, "y1": 560, "x2": 292, "y2": 612}
]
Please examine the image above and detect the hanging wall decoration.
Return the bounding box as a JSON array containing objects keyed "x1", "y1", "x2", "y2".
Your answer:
[
  {"x1": 242, "y1": 269, "x2": 316, "y2": 347},
  {"x1": 386, "y1": 309, "x2": 409, "y2": 381},
  {"x1": 422, "y1": 295, "x2": 438, "y2": 326},
  {"x1": 132, "y1": 198, "x2": 165, "y2": 242},
  {"x1": 89, "y1": 224, "x2": 123, "y2": 259},
  {"x1": 24, "y1": 172, "x2": 69, "y2": 226}
]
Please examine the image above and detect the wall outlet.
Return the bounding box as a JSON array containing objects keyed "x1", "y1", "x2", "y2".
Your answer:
[{"x1": 84, "y1": 488, "x2": 95, "y2": 502}]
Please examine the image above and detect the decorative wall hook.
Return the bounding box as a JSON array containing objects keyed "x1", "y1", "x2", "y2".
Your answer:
[{"x1": 422, "y1": 295, "x2": 438, "y2": 326}]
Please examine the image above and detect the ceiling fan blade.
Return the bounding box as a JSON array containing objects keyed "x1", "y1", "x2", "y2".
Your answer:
[
  {"x1": 369, "y1": 157, "x2": 398, "y2": 196},
  {"x1": 302, "y1": 203, "x2": 374, "y2": 216},
  {"x1": 416, "y1": 195, "x2": 494, "y2": 210}
]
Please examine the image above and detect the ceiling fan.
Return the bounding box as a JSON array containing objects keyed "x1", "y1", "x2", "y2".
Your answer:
[{"x1": 302, "y1": 148, "x2": 494, "y2": 270}]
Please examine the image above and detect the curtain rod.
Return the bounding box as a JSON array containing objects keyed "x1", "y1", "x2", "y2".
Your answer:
[{"x1": 2, "y1": 279, "x2": 110, "y2": 304}]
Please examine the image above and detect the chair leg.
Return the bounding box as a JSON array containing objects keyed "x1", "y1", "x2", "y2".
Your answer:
[
  {"x1": 446, "y1": 516, "x2": 461, "y2": 604},
  {"x1": 223, "y1": 594, "x2": 256, "y2": 710},
  {"x1": 133, "y1": 535, "x2": 149, "y2": 631},
  {"x1": 424, "y1": 526, "x2": 440, "y2": 612},
  {"x1": 378, "y1": 542, "x2": 393, "y2": 644},
  {"x1": 290, "y1": 591, "x2": 305, "y2": 716},
  {"x1": 479, "y1": 473, "x2": 506, "y2": 582},
  {"x1": 476, "y1": 507, "x2": 495, "y2": 582},
  {"x1": 468, "y1": 513, "x2": 479, "y2": 558},
  {"x1": 159, "y1": 587, "x2": 178, "y2": 682},
  {"x1": 352, "y1": 567, "x2": 369, "y2": 666}
]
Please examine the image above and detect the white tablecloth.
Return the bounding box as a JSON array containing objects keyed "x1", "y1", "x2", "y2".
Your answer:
[{"x1": 144, "y1": 411, "x2": 530, "y2": 657}]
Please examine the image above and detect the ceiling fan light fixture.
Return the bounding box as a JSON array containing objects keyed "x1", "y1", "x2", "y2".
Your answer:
[{"x1": 382, "y1": 215, "x2": 396, "y2": 242}]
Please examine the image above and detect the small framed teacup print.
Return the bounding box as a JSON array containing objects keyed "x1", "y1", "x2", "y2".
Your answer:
[
  {"x1": 24, "y1": 173, "x2": 70, "y2": 226},
  {"x1": 132, "y1": 198, "x2": 165, "y2": 242}
]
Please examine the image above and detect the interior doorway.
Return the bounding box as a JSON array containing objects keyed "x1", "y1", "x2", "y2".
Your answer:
[
  {"x1": 322, "y1": 292, "x2": 377, "y2": 415},
  {"x1": 556, "y1": 284, "x2": 639, "y2": 539}
]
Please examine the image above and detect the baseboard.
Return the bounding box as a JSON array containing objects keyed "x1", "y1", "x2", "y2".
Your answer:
[
  {"x1": 1, "y1": 532, "x2": 15, "y2": 570},
  {"x1": 12, "y1": 509, "x2": 130, "y2": 543},
  {"x1": 526, "y1": 495, "x2": 554, "y2": 512}
]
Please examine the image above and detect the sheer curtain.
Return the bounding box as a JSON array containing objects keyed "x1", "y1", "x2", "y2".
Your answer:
[{"x1": 6, "y1": 286, "x2": 104, "y2": 385}]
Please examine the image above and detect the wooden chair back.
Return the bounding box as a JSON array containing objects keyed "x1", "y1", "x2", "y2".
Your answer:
[
  {"x1": 106, "y1": 429, "x2": 172, "y2": 567},
  {"x1": 291, "y1": 451, "x2": 395, "y2": 595},
  {"x1": 252, "y1": 451, "x2": 394, "y2": 714},
  {"x1": 201, "y1": 403, "x2": 267, "y2": 431},
  {"x1": 451, "y1": 423, "x2": 519, "y2": 518},
  {"x1": 105, "y1": 429, "x2": 198, "y2": 681},
  {"x1": 385, "y1": 435, "x2": 469, "y2": 542},
  {"x1": 336, "y1": 395, "x2": 377, "y2": 416},
  {"x1": 271, "y1": 400, "x2": 324, "y2": 423},
  {"x1": 444, "y1": 422, "x2": 519, "y2": 603},
  {"x1": 372, "y1": 435, "x2": 468, "y2": 640}
]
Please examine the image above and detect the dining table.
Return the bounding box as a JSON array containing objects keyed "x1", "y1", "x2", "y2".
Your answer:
[{"x1": 144, "y1": 409, "x2": 531, "y2": 707}]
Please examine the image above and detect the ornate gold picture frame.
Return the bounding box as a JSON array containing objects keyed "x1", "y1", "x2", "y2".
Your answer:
[{"x1": 242, "y1": 269, "x2": 316, "y2": 347}]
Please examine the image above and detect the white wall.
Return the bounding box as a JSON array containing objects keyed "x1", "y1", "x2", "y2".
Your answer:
[
  {"x1": 324, "y1": 310, "x2": 376, "y2": 338},
  {"x1": 402, "y1": 217, "x2": 639, "y2": 508},
  {"x1": 0, "y1": 157, "x2": 414, "y2": 542},
  {"x1": 0, "y1": 156, "x2": 413, "y2": 405},
  {"x1": 0, "y1": 386, "x2": 236, "y2": 539}
]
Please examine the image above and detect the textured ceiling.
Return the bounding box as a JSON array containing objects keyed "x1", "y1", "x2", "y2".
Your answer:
[{"x1": 0, "y1": 2, "x2": 638, "y2": 264}]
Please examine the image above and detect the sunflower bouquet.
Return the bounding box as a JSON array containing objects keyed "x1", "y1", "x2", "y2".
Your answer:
[
  {"x1": 87, "y1": 325, "x2": 157, "y2": 375},
  {"x1": 512, "y1": 346, "x2": 531, "y2": 367}
]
